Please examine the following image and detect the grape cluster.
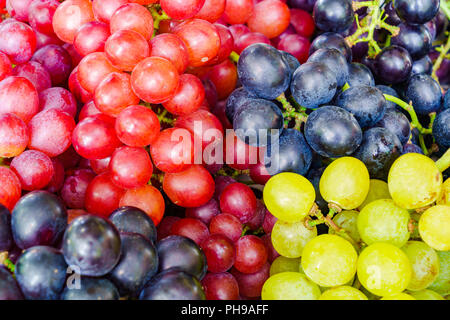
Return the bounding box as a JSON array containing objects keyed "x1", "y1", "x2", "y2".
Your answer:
[{"x1": 0, "y1": 0, "x2": 448, "y2": 301}]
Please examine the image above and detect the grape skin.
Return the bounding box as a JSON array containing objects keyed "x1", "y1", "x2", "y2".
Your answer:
[
  {"x1": 418, "y1": 205, "x2": 450, "y2": 251},
  {"x1": 261, "y1": 272, "x2": 321, "y2": 300},
  {"x1": 328, "y1": 210, "x2": 361, "y2": 244},
  {"x1": 409, "y1": 289, "x2": 445, "y2": 300},
  {"x1": 319, "y1": 286, "x2": 368, "y2": 300},
  {"x1": 358, "y1": 179, "x2": 391, "y2": 211},
  {"x1": 269, "y1": 256, "x2": 302, "y2": 276},
  {"x1": 271, "y1": 220, "x2": 317, "y2": 258},
  {"x1": 428, "y1": 251, "x2": 450, "y2": 296}
]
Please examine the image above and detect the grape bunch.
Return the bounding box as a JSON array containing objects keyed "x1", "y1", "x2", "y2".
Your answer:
[{"x1": 0, "y1": 0, "x2": 448, "y2": 301}]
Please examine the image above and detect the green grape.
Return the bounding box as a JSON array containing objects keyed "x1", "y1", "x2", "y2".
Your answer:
[
  {"x1": 269, "y1": 256, "x2": 303, "y2": 276},
  {"x1": 271, "y1": 220, "x2": 317, "y2": 258},
  {"x1": 263, "y1": 172, "x2": 315, "y2": 222},
  {"x1": 358, "y1": 179, "x2": 391, "y2": 210},
  {"x1": 357, "y1": 242, "x2": 412, "y2": 296},
  {"x1": 401, "y1": 241, "x2": 439, "y2": 291},
  {"x1": 328, "y1": 210, "x2": 361, "y2": 243},
  {"x1": 428, "y1": 250, "x2": 450, "y2": 296},
  {"x1": 388, "y1": 153, "x2": 442, "y2": 210},
  {"x1": 357, "y1": 199, "x2": 410, "y2": 247},
  {"x1": 437, "y1": 178, "x2": 450, "y2": 205},
  {"x1": 301, "y1": 234, "x2": 358, "y2": 287},
  {"x1": 409, "y1": 289, "x2": 445, "y2": 300},
  {"x1": 261, "y1": 272, "x2": 321, "y2": 300},
  {"x1": 380, "y1": 292, "x2": 416, "y2": 300},
  {"x1": 419, "y1": 205, "x2": 450, "y2": 251},
  {"x1": 319, "y1": 157, "x2": 370, "y2": 210},
  {"x1": 319, "y1": 286, "x2": 368, "y2": 300}
]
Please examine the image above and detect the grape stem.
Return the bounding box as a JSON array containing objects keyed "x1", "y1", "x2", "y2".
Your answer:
[
  {"x1": 148, "y1": 4, "x2": 170, "y2": 36},
  {"x1": 229, "y1": 51, "x2": 240, "y2": 64},
  {"x1": 436, "y1": 148, "x2": 450, "y2": 172},
  {"x1": 276, "y1": 93, "x2": 308, "y2": 128},
  {"x1": 0, "y1": 252, "x2": 15, "y2": 273},
  {"x1": 432, "y1": 34, "x2": 450, "y2": 86}
]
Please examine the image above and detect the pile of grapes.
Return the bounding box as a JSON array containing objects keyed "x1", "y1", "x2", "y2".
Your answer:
[{"x1": 0, "y1": 0, "x2": 449, "y2": 301}]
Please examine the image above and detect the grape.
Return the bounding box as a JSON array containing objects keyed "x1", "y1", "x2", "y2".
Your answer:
[
  {"x1": 393, "y1": 0, "x2": 440, "y2": 24},
  {"x1": 313, "y1": 0, "x2": 354, "y2": 33},
  {"x1": 0, "y1": 52, "x2": 12, "y2": 82},
  {"x1": 0, "y1": 167, "x2": 22, "y2": 211},
  {"x1": 161, "y1": 0, "x2": 205, "y2": 20},
  {"x1": 261, "y1": 272, "x2": 321, "y2": 300},
  {"x1": 201, "y1": 234, "x2": 235, "y2": 273},
  {"x1": 347, "y1": 63, "x2": 375, "y2": 87},
  {"x1": 237, "y1": 43, "x2": 290, "y2": 100},
  {"x1": 271, "y1": 220, "x2": 317, "y2": 258},
  {"x1": 157, "y1": 235, "x2": 207, "y2": 280},
  {"x1": 388, "y1": 153, "x2": 442, "y2": 210},
  {"x1": 247, "y1": 0, "x2": 290, "y2": 39},
  {"x1": 210, "y1": 24, "x2": 234, "y2": 65},
  {"x1": 0, "y1": 113, "x2": 29, "y2": 158},
  {"x1": 357, "y1": 242, "x2": 412, "y2": 296},
  {"x1": 419, "y1": 205, "x2": 450, "y2": 251},
  {"x1": 409, "y1": 289, "x2": 445, "y2": 300},
  {"x1": 269, "y1": 256, "x2": 302, "y2": 276},
  {"x1": 105, "y1": 30, "x2": 149, "y2": 72},
  {"x1": 231, "y1": 262, "x2": 270, "y2": 298},
  {"x1": 61, "y1": 278, "x2": 119, "y2": 300},
  {"x1": 304, "y1": 106, "x2": 362, "y2": 158},
  {"x1": 0, "y1": 21, "x2": 36, "y2": 65},
  {"x1": 428, "y1": 250, "x2": 450, "y2": 296},
  {"x1": 39, "y1": 87, "x2": 77, "y2": 118},
  {"x1": 357, "y1": 199, "x2": 410, "y2": 247},
  {"x1": 110, "y1": 3, "x2": 154, "y2": 40},
  {"x1": 279, "y1": 50, "x2": 301, "y2": 75},
  {"x1": 336, "y1": 86, "x2": 386, "y2": 128},
  {"x1": 374, "y1": 109, "x2": 411, "y2": 145},
  {"x1": 437, "y1": 178, "x2": 450, "y2": 205},
  {"x1": 376, "y1": 85, "x2": 400, "y2": 110},
  {"x1": 405, "y1": 74, "x2": 442, "y2": 115},
  {"x1": 0, "y1": 267, "x2": 24, "y2": 300},
  {"x1": 354, "y1": 128, "x2": 403, "y2": 180},
  {"x1": 308, "y1": 48, "x2": 349, "y2": 88},
  {"x1": 375, "y1": 45, "x2": 412, "y2": 85},
  {"x1": 263, "y1": 172, "x2": 315, "y2": 223},
  {"x1": 223, "y1": 0, "x2": 254, "y2": 25},
  {"x1": 52, "y1": 0, "x2": 94, "y2": 43},
  {"x1": 109, "y1": 233, "x2": 158, "y2": 297},
  {"x1": 319, "y1": 286, "x2": 368, "y2": 300},
  {"x1": 170, "y1": 218, "x2": 210, "y2": 245},
  {"x1": 380, "y1": 293, "x2": 416, "y2": 300},
  {"x1": 62, "y1": 215, "x2": 122, "y2": 277},
  {"x1": 235, "y1": 32, "x2": 271, "y2": 54},
  {"x1": 163, "y1": 74, "x2": 205, "y2": 116},
  {"x1": 392, "y1": 23, "x2": 432, "y2": 60},
  {"x1": 109, "y1": 206, "x2": 157, "y2": 243},
  {"x1": 10, "y1": 150, "x2": 54, "y2": 191},
  {"x1": 219, "y1": 182, "x2": 256, "y2": 223},
  {"x1": 77, "y1": 52, "x2": 120, "y2": 94},
  {"x1": 401, "y1": 241, "x2": 439, "y2": 291},
  {"x1": 411, "y1": 55, "x2": 433, "y2": 77},
  {"x1": 0, "y1": 76, "x2": 39, "y2": 123},
  {"x1": 309, "y1": 32, "x2": 352, "y2": 62},
  {"x1": 234, "y1": 235, "x2": 268, "y2": 274},
  {"x1": 208, "y1": 60, "x2": 238, "y2": 100},
  {"x1": 185, "y1": 198, "x2": 220, "y2": 226},
  {"x1": 432, "y1": 108, "x2": 450, "y2": 148},
  {"x1": 12, "y1": 61, "x2": 51, "y2": 93},
  {"x1": 60, "y1": 169, "x2": 95, "y2": 209},
  {"x1": 209, "y1": 213, "x2": 243, "y2": 243},
  {"x1": 92, "y1": 0, "x2": 128, "y2": 23},
  {"x1": 31, "y1": 44, "x2": 72, "y2": 87},
  {"x1": 150, "y1": 33, "x2": 189, "y2": 74},
  {"x1": 358, "y1": 179, "x2": 391, "y2": 210},
  {"x1": 301, "y1": 234, "x2": 357, "y2": 287},
  {"x1": 225, "y1": 87, "x2": 257, "y2": 123},
  {"x1": 319, "y1": 157, "x2": 370, "y2": 210},
  {"x1": 194, "y1": 0, "x2": 226, "y2": 23},
  {"x1": 139, "y1": 269, "x2": 205, "y2": 300},
  {"x1": 0, "y1": 205, "x2": 12, "y2": 251},
  {"x1": 328, "y1": 210, "x2": 361, "y2": 244},
  {"x1": 402, "y1": 143, "x2": 424, "y2": 155},
  {"x1": 201, "y1": 272, "x2": 239, "y2": 300},
  {"x1": 73, "y1": 21, "x2": 110, "y2": 57}
]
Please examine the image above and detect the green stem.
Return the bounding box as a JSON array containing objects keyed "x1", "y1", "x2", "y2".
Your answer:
[
  {"x1": 148, "y1": 4, "x2": 170, "y2": 36},
  {"x1": 277, "y1": 93, "x2": 308, "y2": 127},
  {"x1": 432, "y1": 35, "x2": 450, "y2": 84},
  {"x1": 0, "y1": 252, "x2": 15, "y2": 273},
  {"x1": 229, "y1": 51, "x2": 240, "y2": 64},
  {"x1": 436, "y1": 148, "x2": 450, "y2": 173}
]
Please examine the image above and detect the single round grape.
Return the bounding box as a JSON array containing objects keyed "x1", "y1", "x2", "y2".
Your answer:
[
  {"x1": 319, "y1": 286, "x2": 368, "y2": 300},
  {"x1": 411, "y1": 55, "x2": 433, "y2": 77},
  {"x1": 409, "y1": 289, "x2": 445, "y2": 300},
  {"x1": 419, "y1": 205, "x2": 450, "y2": 251},
  {"x1": 262, "y1": 272, "x2": 321, "y2": 300},
  {"x1": 405, "y1": 74, "x2": 442, "y2": 115},
  {"x1": 201, "y1": 272, "x2": 239, "y2": 300},
  {"x1": 374, "y1": 109, "x2": 411, "y2": 146},
  {"x1": 320, "y1": 157, "x2": 370, "y2": 210},
  {"x1": 309, "y1": 32, "x2": 352, "y2": 62},
  {"x1": 328, "y1": 210, "x2": 361, "y2": 244},
  {"x1": 61, "y1": 278, "x2": 119, "y2": 300},
  {"x1": 357, "y1": 199, "x2": 410, "y2": 247},
  {"x1": 347, "y1": 62, "x2": 375, "y2": 87},
  {"x1": 109, "y1": 206, "x2": 157, "y2": 243},
  {"x1": 357, "y1": 242, "x2": 412, "y2": 296},
  {"x1": 428, "y1": 250, "x2": 450, "y2": 296},
  {"x1": 271, "y1": 220, "x2": 317, "y2": 258},
  {"x1": 269, "y1": 257, "x2": 302, "y2": 276},
  {"x1": 301, "y1": 234, "x2": 357, "y2": 287},
  {"x1": 0, "y1": 267, "x2": 24, "y2": 300},
  {"x1": 375, "y1": 45, "x2": 412, "y2": 84},
  {"x1": 358, "y1": 179, "x2": 391, "y2": 211},
  {"x1": 393, "y1": 0, "x2": 440, "y2": 24},
  {"x1": 263, "y1": 172, "x2": 316, "y2": 223},
  {"x1": 392, "y1": 23, "x2": 432, "y2": 60},
  {"x1": 307, "y1": 48, "x2": 349, "y2": 88},
  {"x1": 313, "y1": 0, "x2": 354, "y2": 33},
  {"x1": 432, "y1": 108, "x2": 450, "y2": 148},
  {"x1": 388, "y1": 153, "x2": 442, "y2": 209},
  {"x1": 401, "y1": 241, "x2": 439, "y2": 291},
  {"x1": 380, "y1": 293, "x2": 416, "y2": 300}
]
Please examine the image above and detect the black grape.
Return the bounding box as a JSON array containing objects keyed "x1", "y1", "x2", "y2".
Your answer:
[
  {"x1": 376, "y1": 85, "x2": 400, "y2": 110},
  {"x1": 411, "y1": 55, "x2": 433, "y2": 77},
  {"x1": 225, "y1": 87, "x2": 257, "y2": 123},
  {"x1": 375, "y1": 45, "x2": 412, "y2": 84},
  {"x1": 374, "y1": 109, "x2": 411, "y2": 145},
  {"x1": 290, "y1": 62, "x2": 337, "y2": 109},
  {"x1": 402, "y1": 143, "x2": 424, "y2": 155},
  {"x1": 264, "y1": 128, "x2": 313, "y2": 176},
  {"x1": 393, "y1": 0, "x2": 440, "y2": 24},
  {"x1": 444, "y1": 90, "x2": 450, "y2": 110},
  {"x1": 15, "y1": 246, "x2": 67, "y2": 300},
  {"x1": 62, "y1": 215, "x2": 121, "y2": 277},
  {"x1": 237, "y1": 43, "x2": 290, "y2": 100},
  {"x1": 279, "y1": 50, "x2": 301, "y2": 74},
  {"x1": 61, "y1": 278, "x2": 119, "y2": 300},
  {"x1": 347, "y1": 62, "x2": 375, "y2": 87},
  {"x1": 383, "y1": 1, "x2": 402, "y2": 26},
  {"x1": 0, "y1": 267, "x2": 24, "y2": 300},
  {"x1": 11, "y1": 191, "x2": 67, "y2": 249},
  {"x1": 0, "y1": 205, "x2": 12, "y2": 251},
  {"x1": 432, "y1": 108, "x2": 450, "y2": 148},
  {"x1": 307, "y1": 48, "x2": 349, "y2": 88},
  {"x1": 304, "y1": 105, "x2": 362, "y2": 158},
  {"x1": 313, "y1": 0, "x2": 354, "y2": 33},
  {"x1": 391, "y1": 23, "x2": 432, "y2": 60},
  {"x1": 354, "y1": 127, "x2": 403, "y2": 180},
  {"x1": 109, "y1": 206, "x2": 157, "y2": 243},
  {"x1": 309, "y1": 32, "x2": 352, "y2": 62},
  {"x1": 405, "y1": 74, "x2": 442, "y2": 115},
  {"x1": 336, "y1": 86, "x2": 387, "y2": 128}
]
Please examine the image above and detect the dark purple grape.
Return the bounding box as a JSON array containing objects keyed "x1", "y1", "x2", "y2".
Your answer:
[
  {"x1": 15, "y1": 246, "x2": 67, "y2": 300},
  {"x1": 108, "y1": 233, "x2": 158, "y2": 297},
  {"x1": 374, "y1": 109, "x2": 411, "y2": 145},
  {"x1": 0, "y1": 205, "x2": 12, "y2": 251},
  {"x1": 279, "y1": 50, "x2": 300, "y2": 74},
  {"x1": 434, "y1": 9, "x2": 448, "y2": 38},
  {"x1": 157, "y1": 235, "x2": 207, "y2": 280},
  {"x1": 405, "y1": 74, "x2": 442, "y2": 115},
  {"x1": 62, "y1": 215, "x2": 121, "y2": 277},
  {"x1": 383, "y1": 1, "x2": 402, "y2": 26},
  {"x1": 347, "y1": 62, "x2": 375, "y2": 87},
  {"x1": 411, "y1": 55, "x2": 433, "y2": 77},
  {"x1": 432, "y1": 108, "x2": 450, "y2": 148},
  {"x1": 309, "y1": 32, "x2": 352, "y2": 62},
  {"x1": 304, "y1": 105, "x2": 362, "y2": 158},
  {"x1": 11, "y1": 191, "x2": 67, "y2": 250},
  {"x1": 336, "y1": 86, "x2": 386, "y2": 128},
  {"x1": 290, "y1": 62, "x2": 337, "y2": 109},
  {"x1": 0, "y1": 267, "x2": 24, "y2": 300},
  {"x1": 443, "y1": 90, "x2": 450, "y2": 110},
  {"x1": 61, "y1": 277, "x2": 119, "y2": 300},
  {"x1": 313, "y1": 0, "x2": 354, "y2": 33},
  {"x1": 393, "y1": 0, "x2": 440, "y2": 25},
  {"x1": 237, "y1": 43, "x2": 290, "y2": 100},
  {"x1": 376, "y1": 85, "x2": 400, "y2": 110},
  {"x1": 288, "y1": 0, "x2": 317, "y2": 12},
  {"x1": 307, "y1": 48, "x2": 349, "y2": 88},
  {"x1": 424, "y1": 20, "x2": 437, "y2": 40},
  {"x1": 391, "y1": 23, "x2": 432, "y2": 60},
  {"x1": 355, "y1": 127, "x2": 403, "y2": 180},
  {"x1": 139, "y1": 268, "x2": 205, "y2": 300},
  {"x1": 233, "y1": 98, "x2": 284, "y2": 147},
  {"x1": 264, "y1": 129, "x2": 313, "y2": 176},
  {"x1": 185, "y1": 198, "x2": 220, "y2": 226},
  {"x1": 375, "y1": 45, "x2": 412, "y2": 84},
  {"x1": 225, "y1": 87, "x2": 257, "y2": 123},
  {"x1": 402, "y1": 143, "x2": 424, "y2": 154},
  {"x1": 109, "y1": 206, "x2": 157, "y2": 243},
  {"x1": 306, "y1": 167, "x2": 328, "y2": 213}
]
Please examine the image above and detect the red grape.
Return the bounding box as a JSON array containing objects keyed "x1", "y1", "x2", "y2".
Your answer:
[
  {"x1": 28, "y1": 0, "x2": 59, "y2": 35},
  {"x1": 31, "y1": 44, "x2": 72, "y2": 86},
  {"x1": 219, "y1": 182, "x2": 257, "y2": 223},
  {"x1": 56, "y1": 145, "x2": 81, "y2": 170},
  {"x1": 0, "y1": 113, "x2": 29, "y2": 157},
  {"x1": 34, "y1": 28, "x2": 64, "y2": 49},
  {"x1": 201, "y1": 234, "x2": 235, "y2": 273},
  {"x1": 249, "y1": 161, "x2": 272, "y2": 185},
  {"x1": 290, "y1": 8, "x2": 315, "y2": 38},
  {"x1": 202, "y1": 272, "x2": 240, "y2": 300},
  {"x1": 7, "y1": 0, "x2": 34, "y2": 22},
  {"x1": 92, "y1": 0, "x2": 129, "y2": 23},
  {"x1": 248, "y1": 0, "x2": 290, "y2": 39},
  {"x1": 0, "y1": 52, "x2": 12, "y2": 82},
  {"x1": 209, "y1": 24, "x2": 234, "y2": 65},
  {"x1": 163, "y1": 74, "x2": 205, "y2": 116},
  {"x1": 228, "y1": 24, "x2": 251, "y2": 42},
  {"x1": 12, "y1": 61, "x2": 51, "y2": 93},
  {"x1": 208, "y1": 60, "x2": 238, "y2": 100},
  {"x1": 78, "y1": 100, "x2": 101, "y2": 121},
  {"x1": 246, "y1": 199, "x2": 267, "y2": 231},
  {"x1": 0, "y1": 20, "x2": 36, "y2": 64},
  {"x1": 10, "y1": 149, "x2": 54, "y2": 191},
  {"x1": 0, "y1": 76, "x2": 39, "y2": 123},
  {"x1": 77, "y1": 52, "x2": 120, "y2": 94},
  {"x1": 261, "y1": 233, "x2": 280, "y2": 262},
  {"x1": 209, "y1": 213, "x2": 243, "y2": 242},
  {"x1": 161, "y1": 0, "x2": 205, "y2": 20},
  {"x1": 39, "y1": 87, "x2": 77, "y2": 118},
  {"x1": 231, "y1": 262, "x2": 270, "y2": 297},
  {"x1": 171, "y1": 217, "x2": 210, "y2": 245},
  {"x1": 157, "y1": 216, "x2": 181, "y2": 241},
  {"x1": 235, "y1": 31, "x2": 271, "y2": 54},
  {"x1": 223, "y1": 0, "x2": 254, "y2": 25},
  {"x1": 89, "y1": 157, "x2": 111, "y2": 175},
  {"x1": 60, "y1": 168, "x2": 96, "y2": 209},
  {"x1": 277, "y1": 33, "x2": 310, "y2": 63},
  {"x1": 85, "y1": 172, "x2": 125, "y2": 218},
  {"x1": 194, "y1": 0, "x2": 226, "y2": 23},
  {"x1": 224, "y1": 130, "x2": 260, "y2": 170},
  {"x1": 150, "y1": 33, "x2": 189, "y2": 74},
  {"x1": 45, "y1": 158, "x2": 65, "y2": 193},
  {"x1": 234, "y1": 235, "x2": 268, "y2": 274},
  {"x1": 110, "y1": 3, "x2": 154, "y2": 40},
  {"x1": 73, "y1": 21, "x2": 110, "y2": 56},
  {"x1": 68, "y1": 67, "x2": 93, "y2": 103},
  {"x1": 271, "y1": 24, "x2": 296, "y2": 47},
  {"x1": 185, "y1": 198, "x2": 221, "y2": 225},
  {"x1": 0, "y1": 166, "x2": 21, "y2": 211}
]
